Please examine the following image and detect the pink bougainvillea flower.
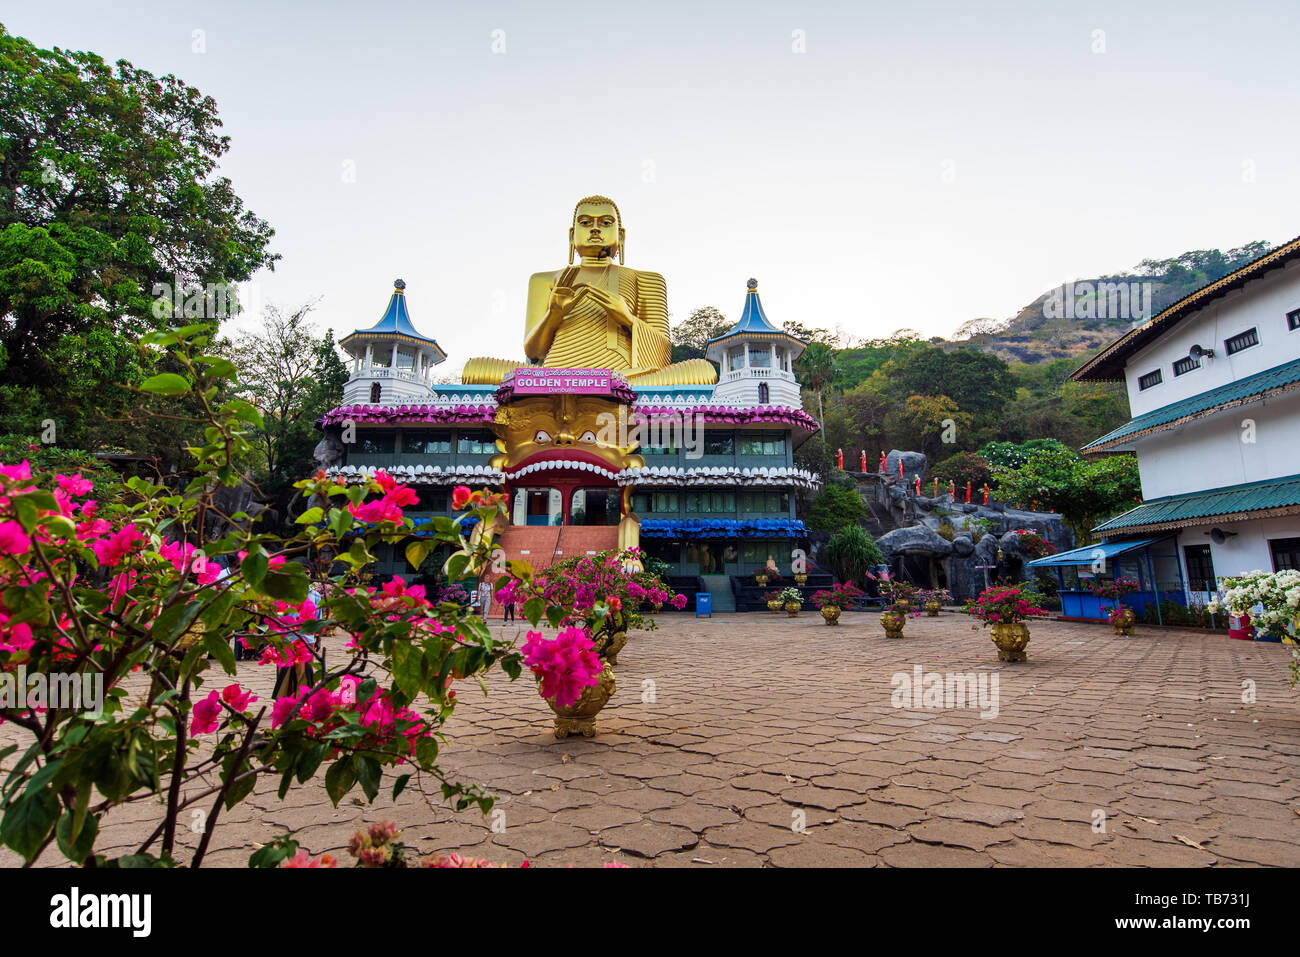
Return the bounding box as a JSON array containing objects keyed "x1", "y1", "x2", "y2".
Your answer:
[
  {"x1": 603, "y1": 860, "x2": 630, "y2": 868},
  {"x1": 348, "y1": 496, "x2": 405, "y2": 524},
  {"x1": 0, "y1": 521, "x2": 31, "y2": 556},
  {"x1": 451, "y1": 485, "x2": 472, "y2": 510},
  {"x1": 0, "y1": 461, "x2": 32, "y2": 485},
  {"x1": 93, "y1": 525, "x2": 144, "y2": 567},
  {"x1": 55, "y1": 473, "x2": 92, "y2": 497},
  {"x1": 191, "y1": 690, "x2": 222, "y2": 735},
  {"x1": 521, "y1": 626, "x2": 602, "y2": 708},
  {"x1": 271, "y1": 690, "x2": 309, "y2": 729},
  {"x1": 221, "y1": 683, "x2": 257, "y2": 711},
  {"x1": 280, "y1": 849, "x2": 337, "y2": 868},
  {"x1": 0, "y1": 619, "x2": 34, "y2": 653}
]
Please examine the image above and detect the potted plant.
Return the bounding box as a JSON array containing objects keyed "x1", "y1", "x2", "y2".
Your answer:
[
  {"x1": 966, "y1": 584, "x2": 1050, "y2": 662},
  {"x1": 810, "y1": 582, "x2": 863, "y2": 625},
  {"x1": 793, "y1": 558, "x2": 813, "y2": 587},
  {"x1": 920, "y1": 588, "x2": 952, "y2": 616},
  {"x1": 765, "y1": 590, "x2": 784, "y2": 614},
  {"x1": 1088, "y1": 577, "x2": 1140, "y2": 634},
  {"x1": 777, "y1": 586, "x2": 803, "y2": 617},
  {"x1": 867, "y1": 570, "x2": 913, "y2": 637},
  {"x1": 529, "y1": 547, "x2": 687, "y2": 668}
]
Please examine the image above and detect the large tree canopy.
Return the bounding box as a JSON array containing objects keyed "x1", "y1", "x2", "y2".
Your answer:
[{"x1": 0, "y1": 23, "x2": 277, "y2": 405}]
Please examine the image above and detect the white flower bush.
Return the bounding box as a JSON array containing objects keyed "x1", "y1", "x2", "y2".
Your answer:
[{"x1": 1206, "y1": 569, "x2": 1300, "y2": 640}]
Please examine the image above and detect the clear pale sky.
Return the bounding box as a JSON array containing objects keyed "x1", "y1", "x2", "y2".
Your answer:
[{"x1": 9, "y1": 1, "x2": 1299, "y2": 372}]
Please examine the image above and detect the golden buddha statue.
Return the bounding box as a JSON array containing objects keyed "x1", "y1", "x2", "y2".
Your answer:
[{"x1": 461, "y1": 196, "x2": 717, "y2": 387}]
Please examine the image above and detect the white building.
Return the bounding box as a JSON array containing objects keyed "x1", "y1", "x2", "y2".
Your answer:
[
  {"x1": 1062, "y1": 236, "x2": 1300, "y2": 610},
  {"x1": 338, "y1": 279, "x2": 447, "y2": 405},
  {"x1": 705, "y1": 279, "x2": 806, "y2": 408}
]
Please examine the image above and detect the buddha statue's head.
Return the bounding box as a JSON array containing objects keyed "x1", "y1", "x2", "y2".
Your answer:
[{"x1": 569, "y1": 195, "x2": 625, "y2": 264}]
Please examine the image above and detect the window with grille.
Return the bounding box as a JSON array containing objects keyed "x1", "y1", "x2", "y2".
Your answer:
[
  {"x1": 1287, "y1": 309, "x2": 1300, "y2": 331},
  {"x1": 1224, "y1": 328, "x2": 1259, "y2": 355},
  {"x1": 1172, "y1": 356, "x2": 1200, "y2": 377},
  {"x1": 1138, "y1": 369, "x2": 1162, "y2": 390}
]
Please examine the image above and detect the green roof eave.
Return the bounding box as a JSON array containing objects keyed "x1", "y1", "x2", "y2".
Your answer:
[
  {"x1": 1093, "y1": 473, "x2": 1300, "y2": 534},
  {"x1": 1081, "y1": 356, "x2": 1300, "y2": 453}
]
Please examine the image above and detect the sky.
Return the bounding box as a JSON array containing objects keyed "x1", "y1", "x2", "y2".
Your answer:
[{"x1": 9, "y1": 1, "x2": 1300, "y2": 374}]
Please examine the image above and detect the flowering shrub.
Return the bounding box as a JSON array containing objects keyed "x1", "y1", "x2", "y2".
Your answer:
[
  {"x1": 0, "y1": 328, "x2": 552, "y2": 868},
  {"x1": 1208, "y1": 570, "x2": 1300, "y2": 641},
  {"x1": 865, "y1": 569, "x2": 916, "y2": 608},
  {"x1": 1014, "y1": 529, "x2": 1056, "y2": 559},
  {"x1": 517, "y1": 548, "x2": 685, "y2": 661},
  {"x1": 1088, "y1": 576, "x2": 1140, "y2": 607},
  {"x1": 810, "y1": 583, "x2": 863, "y2": 610},
  {"x1": 917, "y1": 588, "x2": 953, "y2": 606},
  {"x1": 965, "y1": 585, "x2": 1050, "y2": 625},
  {"x1": 754, "y1": 566, "x2": 780, "y2": 583}
]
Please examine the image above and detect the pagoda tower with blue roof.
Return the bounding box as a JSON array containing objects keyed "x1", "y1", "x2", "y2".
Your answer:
[
  {"x1": 339, "y1": 279, "x2": 447, "y2": 405},
  {"x1": 705, "y1": 278, "x2": 806, "y2": 408}
]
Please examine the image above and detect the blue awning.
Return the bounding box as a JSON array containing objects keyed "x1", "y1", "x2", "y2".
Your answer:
[
  {"x1": 640, "y1": 517, "x2": 807, "y2": 539},
  {"x1": 1024, "y1": 538, "x2": 1158, "y2": 568}
]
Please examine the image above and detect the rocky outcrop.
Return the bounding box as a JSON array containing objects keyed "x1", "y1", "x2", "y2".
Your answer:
[
  {"x1": 884, "y1": 449, "x2": 928, "y2": 481},
  {"x1": 876, "y1": 525, "x2": 953, "y2": 557}
]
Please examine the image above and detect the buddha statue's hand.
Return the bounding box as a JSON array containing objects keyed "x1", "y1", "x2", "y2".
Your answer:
[{"x1": 580, "y1": 286, "x2": 637, "y2": 329}]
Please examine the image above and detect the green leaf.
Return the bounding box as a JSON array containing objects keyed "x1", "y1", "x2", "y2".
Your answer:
[
  {"x1": 241, "y1": 550, "x2": 269, "y2": 588},
  {"x1": 249, "y1": 836, "x2": 299, "y2": 868},
  {"x1": 140, "y1": 373, "x2": 191, "y2": 395},
  {"x1": 445, "y1": 552, "x2": 469, "y2": 583},
  {"x1": 295, "y1": 743, "x2": 328, "y2": 784},
  {"x1": 414, "y1": 736, "x2": 439, "y2": 769},
  {"x1": 356, "y1": 755, "x2": 381, "y2": 802},
  {"x1": 262, "y1": 569, "x2": 308, "y2": 603},
  {"x1": 405, "y1": 541, "x2": 431, "y2": 570},
  {"x1": 56, "y1": 808, "x2": 99, "y2": 863},
  {"x1": 202, "y1": 631, "x2": 237, "y2": 675},
  {"x1": 1, "y1": 789, "x2": 60, "y2": 861},
  {"x1": 324, "y1": 757, "x2": 357, "y2": 807},
  {"x1": 391, "y1": 641, "x2": 424, "y2": 700},
  {"x1": 391, "y1": 773, "x2": 411, "y2": 801},
  {"x1": 522, "y1": 596, "x2": 545, "y2": 626},
  {"x1": 296, "y1": 507, "x2": 324, "y2": 525},
  {"x1": 195, "y1": 356, "x2": 238, "y2": 378}
]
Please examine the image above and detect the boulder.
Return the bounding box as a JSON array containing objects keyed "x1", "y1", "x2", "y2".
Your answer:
[
  {"x1": 876, "y1": 525, "x2": 953, "y2": 557},
  {"x1": 884, "y1": 449, "x2": 928, "y2": 481},
  {"x1": 313, "y1": 429, "x2": 346, "y2": 468},
  {"x1": 951, "y1": 532, "x2": 975, "y2": 557}
]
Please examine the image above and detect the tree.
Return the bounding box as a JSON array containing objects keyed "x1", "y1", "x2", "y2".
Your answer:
[
  {"x1": 806, "y1": 482, "x2": 868, "y2": 533},
  {"x1": 669, "y1": 306, "x2": 730, "y2": 362},
  {"x1": 229, "y1": 302, "x2": 345, "y2": 516},
  {"x1": 797, "y1": 340, "x2": 838, "y2": 437},
  {"x1": 991, "y1": 446, "x2": 1142, "y2": 544},
  {"x1": 887, "y1": 394, "x2": 972, "y2": 460},
  {"x1": 888, "y1": 347, "x2": 1015, "y2": 425},
  {"x1": 0, "y1": 24, "x2": 277, "y2": 441}
]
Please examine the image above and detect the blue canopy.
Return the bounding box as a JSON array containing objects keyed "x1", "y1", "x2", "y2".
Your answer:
[{"x1": 1024, "y1": 538, "x2": 1157, "y2": 568}]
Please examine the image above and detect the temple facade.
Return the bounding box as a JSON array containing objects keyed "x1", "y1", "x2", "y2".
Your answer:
[{"x1": 316, "y1": 272, "x2": 819, "y2": 595}]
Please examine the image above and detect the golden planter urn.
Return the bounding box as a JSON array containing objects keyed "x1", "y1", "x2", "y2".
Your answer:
[
  {"x1": 545, "y1": 663, "x2": 616, "y2": 739},
  {"x1": 785, "y1": 602, "x2": 801, "y2": 617},
  {"x1": 821, "y1": 606, "x2": 841, "y2": 626},
  {"x1": 990, "y1": 622, "x2": 1031, "y2": 662},
  {"x1": 894, "y1": 599, "x2": 910, "y2": 614},
  {"x1": 880, "y1": 609, "x2": 906, "y2": 639},
  {"x1": 794, "y1": 573, "x2": 808, "y2": 586},
  {"x1": 1111, "y1": 608, "x2": 1136, "y2": 636},
  {"x1": 767, "y1": 599, "x2": 783, "y2": 614},
  {"x1": 924, "y1": 601, "x2": 941, "y2": 617},
  {"x1": 755, "y1": 574, "x2": 769, "y2": 587},
  {"x1": 604, "y1": 630, "x2": 629, "y2": 665}
]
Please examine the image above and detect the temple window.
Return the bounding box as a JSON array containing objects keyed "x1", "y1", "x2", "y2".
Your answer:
[
  {"x1": 370, "y1": 382, "x2": 382, "y2": 403},
  {"x1": 758, "y1": 382, "x2": 770, "y2": 404}
]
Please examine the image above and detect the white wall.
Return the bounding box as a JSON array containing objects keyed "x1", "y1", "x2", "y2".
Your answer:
[
  {"x1": 1136, "y1": 389, "x2": 1300, "y2": 498},
  {"x1": 1174, "y1": 515, "x2": 1300, "y2": 591},
  {"x1": 1124, "y1": 258, "x2": 1300, "y2": 417}
]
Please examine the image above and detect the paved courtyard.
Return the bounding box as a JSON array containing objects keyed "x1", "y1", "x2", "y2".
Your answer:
[{"x1": 9, "y1": 611, "x2": 1300, "y2": 867}]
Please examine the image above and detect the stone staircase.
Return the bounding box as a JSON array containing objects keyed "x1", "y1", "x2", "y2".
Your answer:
[
  {"x1": 699, "y1": 574, "x2": 735, "y2": 612},
  {"x1": 493, "y1": 526, "x2": 620, "y2": 576}
]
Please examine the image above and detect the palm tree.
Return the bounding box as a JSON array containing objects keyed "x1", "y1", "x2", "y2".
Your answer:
[{"x1": 797, "y1": 341, "x2": 838, "y2": 437}]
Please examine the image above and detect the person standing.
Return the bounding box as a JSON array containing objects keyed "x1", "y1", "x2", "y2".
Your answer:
[{"x1": 476, "y1": 578, "x2": 494, "y2": 622}]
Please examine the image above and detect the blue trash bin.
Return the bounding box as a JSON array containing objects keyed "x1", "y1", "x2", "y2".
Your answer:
[{"x1": 696, "y1": 593, "x2": 712, "y2": 618}]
